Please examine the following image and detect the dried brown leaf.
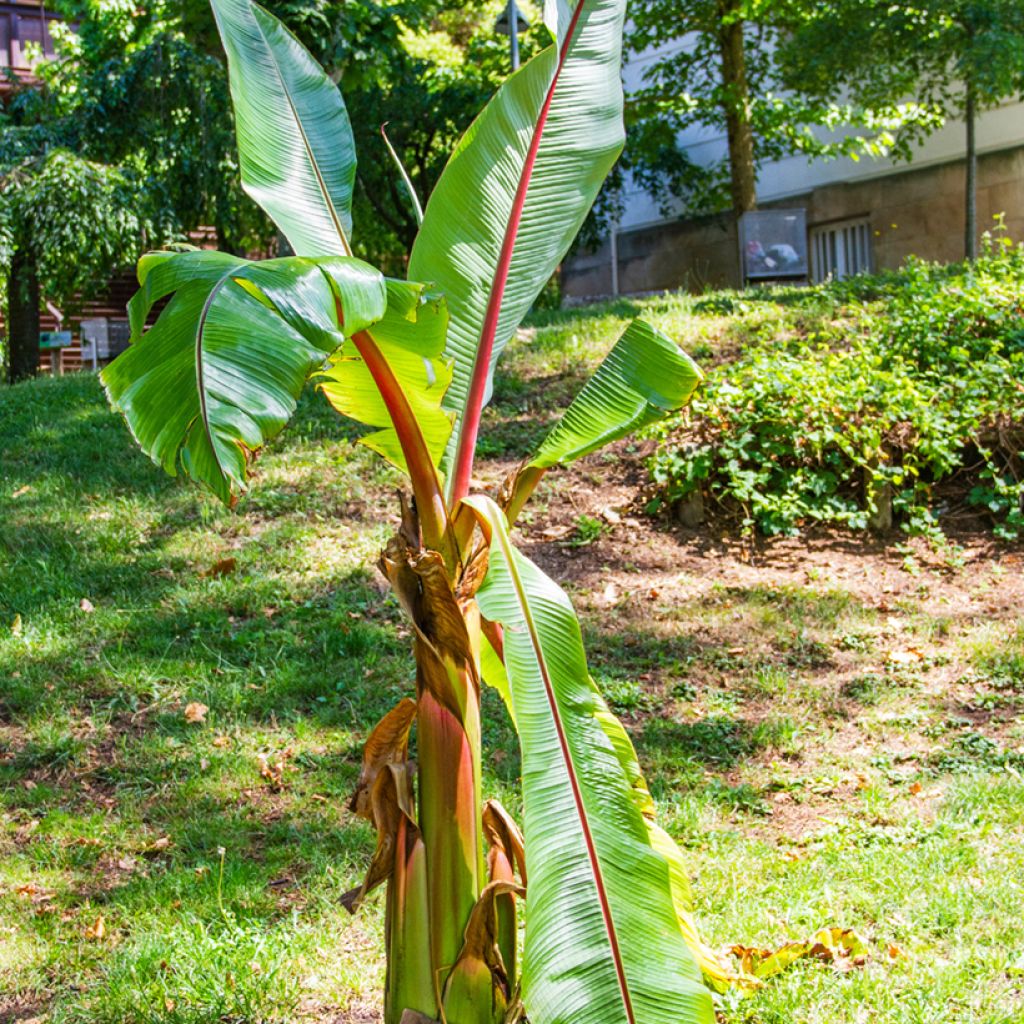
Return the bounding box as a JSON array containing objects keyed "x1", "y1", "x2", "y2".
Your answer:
[
  {"x1": 183, "y1": 701, "x2": 208, "y2": 724},
  {"x1": 202, "y1": 557, "x2": 238, "y2": 578}
]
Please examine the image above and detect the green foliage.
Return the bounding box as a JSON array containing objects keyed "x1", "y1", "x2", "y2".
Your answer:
[
  {"x1": 408, "y1": 0, "x2": 628, "y2": 488},
  {"x1": 647, "y1": 234, "x2": 1024, "y2": 540},
  {"x1": 786, "y1": 0, "x2": 1024, "y2": 125},
  {"x1": 0, "y1": 150, "x2": 147, "y2": 310},
  {"x1": 99, "y1": 2, "x2": 720, "y2": 1021},
  {"x1": 619, "y1": 0, "x2": 944, "y2": 219},
  {"x1": 468, "y1": 496, "x2": 715, "y2": 1024},
  {"x1": 101, "y1": 250, "x2": 393, "y2": 504}
]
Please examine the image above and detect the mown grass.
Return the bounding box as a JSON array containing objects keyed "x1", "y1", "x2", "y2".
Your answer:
[{"x1": 2, "y1": 303, "x2": 1023, "y2": 1024}]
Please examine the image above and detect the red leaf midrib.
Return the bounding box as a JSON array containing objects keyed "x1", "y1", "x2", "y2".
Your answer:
[{"x1": 450, "y1": 0, "x2": 591, "y2": 503}]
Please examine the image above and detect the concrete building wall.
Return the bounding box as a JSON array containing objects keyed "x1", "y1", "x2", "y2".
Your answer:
[{"x1": 563, "y1": 144, "x2": 1024, "y2": 299}]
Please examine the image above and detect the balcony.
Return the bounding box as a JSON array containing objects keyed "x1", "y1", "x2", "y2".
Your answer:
[{"x1": 0, "y1": 1, "x2": 61, "y2": 94}]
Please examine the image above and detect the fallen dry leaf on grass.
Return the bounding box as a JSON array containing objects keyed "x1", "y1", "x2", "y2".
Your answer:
[
  {"x1": 84, "y1": 915, "x2": 105, "y2": 941},
  {"x1": 79, "y1": 598, "x2": 95, "y2": 613},
  {"x1": 183, "y1": 702, "x2": 208, "y2": 724},
  {"x1": 11, "y1": 485, "x2": 31, "y2": 498},
  {"x1": 887, "y1": 649, "x2": 923, "y2": 666},
  {"x1": 11, "y1": 614, "x2": 22, "y2": 636},
  {"x1": 258, "y1": 749, "x2": 292, "y2": 788},
  {"x1": 730, "y1": 927, "x2": 869, "y2": 979},
  {"x1": 202, "y1": 557, "x2": 238, "y2": 578},
  {"x1": 15, "y1": 884, "x2": 54, "y2": 904}
]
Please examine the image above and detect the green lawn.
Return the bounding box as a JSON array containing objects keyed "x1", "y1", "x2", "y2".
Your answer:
[{"x1": 2, "y1": 295, "x2": 1023, "y2": 1023}]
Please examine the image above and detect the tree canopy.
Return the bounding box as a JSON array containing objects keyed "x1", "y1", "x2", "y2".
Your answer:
[
  {"x1": 623, "y1": 0, "x2": 945, "y2": 218},
  {"x1": 784, "y1": 0, "x2": 1024, "y2": 255},
  {"x1": 1, "y1": 0, "x2": 535, "y2": 379}
]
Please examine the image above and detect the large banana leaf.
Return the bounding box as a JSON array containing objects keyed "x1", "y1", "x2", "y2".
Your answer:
[
  {"x1": 464, "y1": 495, "x2": 716, "y2": 1024},
  {"x1": 530, "y1": 319, "x2": 702, "y2": 469},
  {"x1": 318, "y1": 280, "x2": 454, "y2": 472},
  {"x1": 102, "y1": 249, "x2": 386, "y2": 504},
  {"x1": 408, "y1": 0, "x2": 627, "y2": 490},
  {"x1": 211, "y1": 0, "x2": 356, "y2": 256}
]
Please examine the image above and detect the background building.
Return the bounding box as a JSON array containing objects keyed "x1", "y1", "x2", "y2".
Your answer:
[{"x1": 564, "y1": 47, "x2": 1024, "y2": 298}]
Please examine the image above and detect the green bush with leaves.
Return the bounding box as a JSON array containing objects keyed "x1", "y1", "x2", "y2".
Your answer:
[{"x1": 648, "y1": 233, "x2": 1024, "y2": 541}]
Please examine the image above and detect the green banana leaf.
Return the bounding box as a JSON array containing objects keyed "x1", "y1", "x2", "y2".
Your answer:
[
  {"x1": 211, "y1": 0, "x2": 356, "y2": 256},
  {"x1": 530, "y1": 319, "x2": 703, "y2": 469},
  {"x1": 318, "y1": 280, "x2": 454, "y2": 472},
  {"x1": 102, "y1": 250, "x2": 387, "y2": 504},
  {"x1": 408, "y1": 0, "x2": 627, "y2": 483},
  {"x1": 595, "y1": 701, "x2": 745, "y2": 994},
  {"x1": 464, "y1": 495, "x2": 716, "y2": 1024}
]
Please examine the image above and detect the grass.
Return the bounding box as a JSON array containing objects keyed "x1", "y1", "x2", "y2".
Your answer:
[{"x1": 2, "y1": 292, "x2": 1023, "y2": 1023}]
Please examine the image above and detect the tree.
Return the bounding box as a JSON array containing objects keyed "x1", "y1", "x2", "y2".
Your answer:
[
  {"x1": 0, "y1": 120, "x2": 149, "y2": 382},
  {"x1": 102, "y1": 0, "x2": 739, "y2": 1020},
  {"x1": 0, "y1": 0, "x2": 226, "y2": 381},
  {"x1": 625, "y1": 0, "x2": 941, "y2": 218},
  {"x1": 3, "y1": 0, "x2": 496, "y2": 378},
  {"x1": 47, "y1": 0, "x2": 527, "y2": 271},
  {"x1": 784, "y1": 0, "x2": 1024, "y2": 258}
]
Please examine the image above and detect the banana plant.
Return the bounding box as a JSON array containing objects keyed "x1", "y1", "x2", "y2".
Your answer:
[{"x1": 102, "y1": 1, "x2": 735, "y2": 1021}]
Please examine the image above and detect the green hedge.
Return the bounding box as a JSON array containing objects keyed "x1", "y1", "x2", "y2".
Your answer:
[{"x1": 647, "y1": 232, "x2": 1024, "y2": 541}]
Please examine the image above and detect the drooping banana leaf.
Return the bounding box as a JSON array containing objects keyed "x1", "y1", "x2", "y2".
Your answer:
[
  {"x1": 531, "y1": 319, "x2": 702, "y2": 468},
  {"x1": 464, "y1": 495, "x2": 716, "y2": 1024},
  {"x1": 102, "y1": 249, "x2": 387, "y2": 504},
  {"x1": 408, "y1": 0, "x2": 627, "y2": 491},
  {"x1": 210, "y1": 0, "x2": 356, "y2": 256},
  {"x1": 506, "y1": 319, "x2": 703, "y2": 519}
]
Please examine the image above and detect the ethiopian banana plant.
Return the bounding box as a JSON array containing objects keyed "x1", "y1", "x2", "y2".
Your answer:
[{"x1": 102, "y1": 0, "x2": 737, "y2": 1021}]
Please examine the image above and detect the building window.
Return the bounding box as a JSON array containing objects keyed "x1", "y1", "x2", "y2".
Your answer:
[{"x1": 810, "y1": 217, "x2": 872, "y2": 282}]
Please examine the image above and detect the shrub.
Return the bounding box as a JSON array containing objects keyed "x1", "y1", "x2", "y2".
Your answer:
[{"x1": 647, "y1": 231, "x2": 1024, "y2": 541}]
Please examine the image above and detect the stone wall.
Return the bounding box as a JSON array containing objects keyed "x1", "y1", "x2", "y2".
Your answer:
[{"x1": 563, "y1": 144, "x2": 1024, "y2": 300}]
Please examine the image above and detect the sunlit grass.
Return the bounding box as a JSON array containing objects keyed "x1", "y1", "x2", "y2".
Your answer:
[{"x1": 2, "y1": 340, "x2": 1022, "y2": 1022}]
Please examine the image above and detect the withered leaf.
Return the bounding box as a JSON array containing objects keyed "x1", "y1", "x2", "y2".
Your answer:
[
  {"x1": 202, "y1": 557, "x2": 238, "y2": 578},
  {"x1": 183, "y1": 701, "x2": 208, "y2": 724},
  {"x1": 483, "y1": 799, "x2": 527, "y2": 885},
  {"x1": 342, "y1": 762, "x2": 417, "y2": 914},
  {"x1": 350, "y1": 698, "x2": 418, "y2": 823},
  {"x1": 730, "y1": 927, "x2": 869, "y2": 979}
]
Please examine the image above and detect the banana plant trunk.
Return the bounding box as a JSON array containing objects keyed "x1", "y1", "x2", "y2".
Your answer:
[{"x1": 377, "y1": 523, "x2": 506, "y2": 1024}]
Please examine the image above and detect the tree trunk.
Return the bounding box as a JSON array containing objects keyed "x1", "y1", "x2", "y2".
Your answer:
[
  {"x1": 716, "y1": 0, "x2": 757, "y2": 216},
  {"x1": 964, "y1": 80, "x2": 977, "y2": 260},
  {"x1": 7, "y1": 247, "x2": 41, "y2": 384}
]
